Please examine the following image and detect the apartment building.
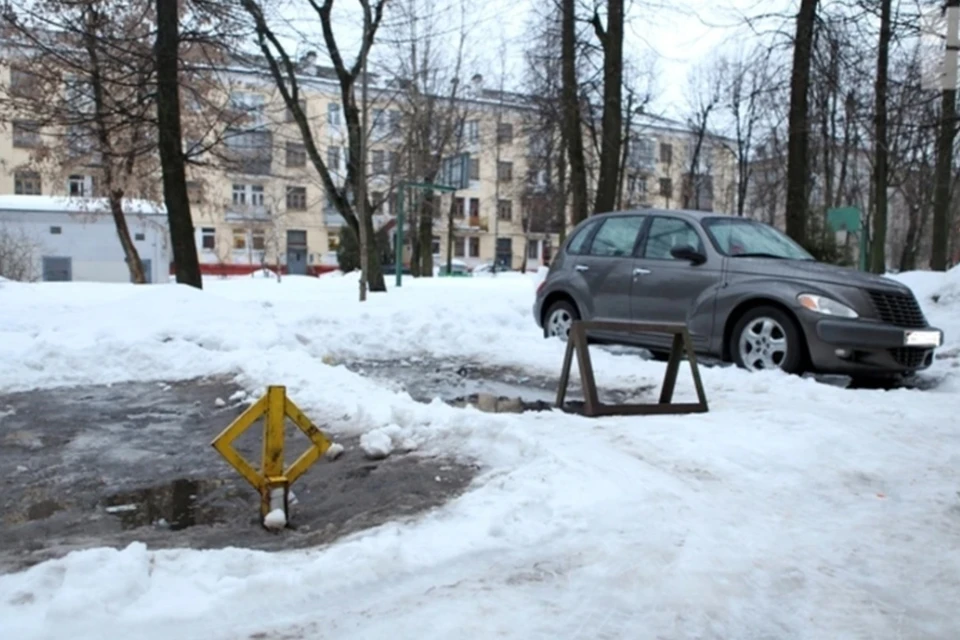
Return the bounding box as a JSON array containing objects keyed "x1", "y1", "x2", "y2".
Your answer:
[{"x1": 0, "y1": 51, "x2": 739, "y2": 276}]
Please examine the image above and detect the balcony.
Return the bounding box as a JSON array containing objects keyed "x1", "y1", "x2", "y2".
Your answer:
[
  {"x1": 325, "y1": 211, "x2": 346, "y2": 227},
  {"x1": 225, "y1": 203, "x2": 270, "y2": 222}
]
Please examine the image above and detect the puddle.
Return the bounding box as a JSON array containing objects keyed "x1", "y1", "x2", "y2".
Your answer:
[
  {"x1": 345, "y1": 358, "x2": 657, "y2": 409},
  {"x1": 103, "y1": 478, "x2": 227, "y2": 531}
]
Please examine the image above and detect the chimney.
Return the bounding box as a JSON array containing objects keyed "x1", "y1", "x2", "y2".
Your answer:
[
  {"x1": 470, "y1": 73, "x2": 483, "y2": 96},
  {"x1": 300, "y1": 51, "x2": 318, "y2": 75}
]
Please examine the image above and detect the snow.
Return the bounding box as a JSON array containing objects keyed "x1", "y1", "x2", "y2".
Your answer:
[
  {"x1": 262, "y1": 509, "x2": 287, "y2": 530},
  {"x1": 359, "y1": 428, "x2": 394, "y2": 460},
  {"x1": 1, "y1": 267, "x2": 960, "y2": 639},
  {"x1": 0, "y1": 194, "x2": 165, "y2": 216}
]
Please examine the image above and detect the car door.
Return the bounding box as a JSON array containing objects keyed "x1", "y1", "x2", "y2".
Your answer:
[
  {"x1": 569, "y1": 215, "x2": 647, "y2": 327},
  {"x1": 630, "y1": 215, "x2": 723, "y2": 351}
]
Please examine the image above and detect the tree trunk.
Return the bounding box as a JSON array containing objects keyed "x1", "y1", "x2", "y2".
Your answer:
[
  {"x1": 931, "y1": 0, "x2": 959, "y2": 270},
  {"x1": 155, "y1": 0, "x2": 202, "y2": 289},
  {"x1": 869, "y1": 0, "x2": 892, "y2": 274},
  {"x1": 108, "y1": 191, "x2": 146, "y2": 283},
  {"x1": 785, "y1": 0, "x2": 819, "y2": 246},
  {"x1": 446, "y1": 195, "x2": 456, "y2": 274},
  {"x1": 561, "y1": 0, "x2": 588, "y2": 224},
  {"x1": 592, "y1": 0, "x2": 623, "y2": 214}
]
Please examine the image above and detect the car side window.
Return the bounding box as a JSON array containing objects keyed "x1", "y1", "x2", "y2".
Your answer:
[
  {"x1": 566, "y1": 220, "x2": 600, "y2": 255},
  {"x1": 588, "y1": 216, "x2": 646, "y2": 257},
  {"x1": 643, "y1": 217, "x2": 705, "y2": 260}
]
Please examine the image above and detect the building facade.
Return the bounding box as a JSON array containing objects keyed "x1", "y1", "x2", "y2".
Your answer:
[{"x1": 0, "y1": 55, "x2": 739, "y2": 277}]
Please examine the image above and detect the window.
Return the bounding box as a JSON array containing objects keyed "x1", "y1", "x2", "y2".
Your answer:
[
  {"x1": 527, "y1": 239, "x2": 539, "y2": 259},
  {"x1": 232, "y1": 228, "x2": 247, "y2": 250},
  {"x1": 232, "y1": 183, "x2": 247, "y2": 205},
  {"x1": 454, "y1": 238, "x2": 466, "y2": 257},
  {"x1": 466, "y1": 120, "x2": 479, "y2": 142},
  {"x1": 229, "y1": 92, "x2": 266, "y2": 128},
  {"x1": 372, "y1": 109, "x2": 386, "y2": 134},
  {"x1": 50, "y1": 226, "x2": 62, "y2": 235},
  {"x1": 225, "y1": 129, "x2": 273, "y2": 174},
  {"x1": 497, "y1": 161, "x2": 513, "y2": 182},
  {"x1": 134, "y1": 233, "x2": 145, "y2": 241},
  {"x1": 68, "y1": 174, "x2": 93, "y2": 197},
  {"x1": 287, "y1": 186, "x2": 307, "y2": 211},
  {"x1": 328, "y1": 232, "x2": 340, "y2": 251},
  {"x1": 12, "y1": 121, "x2": 40, "y2": 148},
  {"x1": 659, "y1": 142, "x2": 673, "y2": 164},
  {"x1": 566, "y1": 219, "x2": 602, "y2": 255},
  {"x1": 388, "y1": 151, "x2": 399, "y2": 173},
  {"x1": 497, "y1": 122, "x2": 513, "y2": 144},
  {"x1": 453, "y1": 197, "x2": 465, "y2": 218},
  {"x1": 187, "y1": 181, "x2": 203, "y2": 204},
  {"x1": 470, "y1": 158, "x2": 480, "y2": 181},
  {"x1": 642, "y1": 217, "x2": 705, "y2": 260},
  {"x1": 701, "y1": 217, "x2": 813, "y2": 260},
  {"x1": 14, "y1": 170, "x2": 41, "y2": 195},
  {"x1": 495, "y1": 238, "x2": 513, "y2": 267},
  {"x1": 659, "y1": 178, "x2": 673, "y2": 198},
  {"x1": 628, "y1": 175, "x2": 648, "y2": 196},
  {"x1": 286, "y1": 98, "x2": 307, "y2": 122},
  {"x1": 286, "y1": 142, "x2": 306, "y2": 168},
  {"x1": 469, "y1": 237, "x2": 480, "y2": 257},
  {"x1": 588, "y1": 216, "x2": 646, "y2": 257},
  {"x1": 469, "y1": 197, "x2": 480, "y2": 218},
  {"x1": 372, "y1": 149, "x2": 385, "y2": 175},
  {"x1": 9, "y1": 67, "x2": 37, "y2": 96},
  {"x1": 201, "y1": 227, "x2": 216, "y2": 250},
  {"x1": 497, "y1": 199, "x2": 512, "y2": 221},
  {"x1": 431, "y1": 235, "x2": 441, "y2": 255},
  {"x1": 252, "y1": 229, "x2": 266, "y2": 251},
  {"x1": 388, "y1": 110, "x2": 401, "y2": 134},
  {"x1": 371, "y1": 191, "x2": 384, "y2": 212},
  {"x1": 327, "y1": 146, "x2": 340, "y2": 171},
  {"x1": 327, "y1": 102, "x2": 341, "y2": 126},
  {"x1": 232, "y1": 184, "x2": 264, "y2": 207}
]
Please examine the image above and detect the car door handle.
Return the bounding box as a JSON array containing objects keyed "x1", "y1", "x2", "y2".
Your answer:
[
  {"x1": 633, "y1": 268, "x2": 651, "y2": 276},
  {"x1": 575, "y1": 265, "x2": 589, "y2": 272}
]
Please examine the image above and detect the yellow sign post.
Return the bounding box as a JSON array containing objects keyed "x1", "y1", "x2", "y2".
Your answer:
[{"x1": 211, "y1": 385, "x2": 336, "y2": 529}]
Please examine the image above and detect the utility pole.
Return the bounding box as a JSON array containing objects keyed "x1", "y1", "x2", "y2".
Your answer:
[{"x1": 932, "y1": 0, "x2": 959, "y2": 271}]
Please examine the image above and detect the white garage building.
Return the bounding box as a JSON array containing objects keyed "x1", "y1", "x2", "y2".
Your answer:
[{"x1": 0, "y1": 195, "x2": 171, "y2": 283}]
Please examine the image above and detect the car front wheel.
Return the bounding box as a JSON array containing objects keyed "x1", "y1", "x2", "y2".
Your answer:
[
  {"x1": 730, "y1": 306, "x2": 805, "y2": 374},
  {"x1": 543, "y1": 300, "x2": 579, "y2": 340}
]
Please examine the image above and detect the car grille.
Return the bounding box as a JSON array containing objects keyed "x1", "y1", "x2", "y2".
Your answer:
[
  {"x1": 867, "y1": 290, "x2": 927, "y2": 328},
  {"x1": 889, "y1": 347, "x2": 932, "y2": 369}
]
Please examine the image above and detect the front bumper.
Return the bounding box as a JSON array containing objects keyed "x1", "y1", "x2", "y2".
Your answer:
[{"x1": 808, "y1": 317, "x2": 943, "y2": 374}]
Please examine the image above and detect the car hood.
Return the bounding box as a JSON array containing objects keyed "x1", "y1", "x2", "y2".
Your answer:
[{"x1": 726, "y1": 258, "x2": 909, "y2": 292}]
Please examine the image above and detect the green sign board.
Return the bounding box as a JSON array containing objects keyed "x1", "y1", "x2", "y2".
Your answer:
[{"x1": 826, "y1": 207, "x2": 868, "y2": 271}]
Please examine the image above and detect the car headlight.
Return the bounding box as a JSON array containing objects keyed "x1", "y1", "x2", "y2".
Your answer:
[{"x1": 797, "y1": 293, "x2": 859, "y2": 318}]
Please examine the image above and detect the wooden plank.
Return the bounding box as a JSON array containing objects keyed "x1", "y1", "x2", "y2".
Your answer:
[{"x1": 555, "y1": 319, "x2": 710, "y2": 417}]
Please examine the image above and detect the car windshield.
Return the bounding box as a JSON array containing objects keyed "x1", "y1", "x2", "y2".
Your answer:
[{"x1": 702, "y1": 217, "x2": 814, "y2": 260}]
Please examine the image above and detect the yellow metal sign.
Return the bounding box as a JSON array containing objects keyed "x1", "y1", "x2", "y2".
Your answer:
[{"x1": 211, "y1": 385, "x2": 333, "y2": 526}]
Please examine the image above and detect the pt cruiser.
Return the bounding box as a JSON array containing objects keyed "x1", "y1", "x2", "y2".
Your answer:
[{"x1": 534, "y1": 210, "x2": 943, "y2": 379}]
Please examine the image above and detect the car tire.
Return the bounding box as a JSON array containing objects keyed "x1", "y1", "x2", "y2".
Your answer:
[
  {"x1": 730, "y1": 305, "x2": 805, "y2": 374},
  {"x1": 543, "y1": 299, "x2": 580, "y2": 341}
]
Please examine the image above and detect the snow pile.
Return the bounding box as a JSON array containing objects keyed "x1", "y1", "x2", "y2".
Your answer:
[{"x1": 0, "y1": 269, "x2": 959, "y2": 639}]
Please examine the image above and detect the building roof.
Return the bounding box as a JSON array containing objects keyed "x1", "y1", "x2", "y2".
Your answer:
[{"x1": 0, "y1": 195, "x2": 166, "y2": 216}]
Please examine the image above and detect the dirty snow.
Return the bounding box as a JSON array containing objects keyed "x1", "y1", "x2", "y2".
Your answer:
[{"x1": 0, "y1": 267, "x2": 959, "y2": 640}]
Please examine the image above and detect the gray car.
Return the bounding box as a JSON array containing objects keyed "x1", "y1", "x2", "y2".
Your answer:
[{"x1": 533, "y1": 209, "x2": 944, "y2": 378}]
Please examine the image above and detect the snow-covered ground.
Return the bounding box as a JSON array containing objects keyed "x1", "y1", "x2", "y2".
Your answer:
[{"x1": 1, "y1": 267, "x2": 959, "y2": 639}]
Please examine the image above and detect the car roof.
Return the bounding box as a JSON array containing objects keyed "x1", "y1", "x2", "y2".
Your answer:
[{"x1": 591, "y1": 208, "x2": 729, "y2": 223}]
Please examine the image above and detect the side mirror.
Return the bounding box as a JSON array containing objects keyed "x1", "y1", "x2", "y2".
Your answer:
[{"x1": 670, "y1": 245, "x2": 707, "y2": 265}]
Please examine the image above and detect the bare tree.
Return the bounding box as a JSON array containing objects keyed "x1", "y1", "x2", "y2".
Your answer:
[
  {"x1": 0, "y1": 224, "x2": 40, "y2": 281},
  {"x1": 237, "y1": 0, "x2": 389, "y2": 292},
  {"x1": 868, "y1": 0, "x2": 894, "y2": 273},
  {"x1": 785, "y1": 0, "x2": 820, "y2": 246},
  {"x1": 589, "y1": 0, "x2": 624, "y2": 214},
  {"x1": 682, "y1": 61, "x2": 723, "y2": 210},
  {"x1": 561, "y1": 0, "x2": 589, "y2": 225}
]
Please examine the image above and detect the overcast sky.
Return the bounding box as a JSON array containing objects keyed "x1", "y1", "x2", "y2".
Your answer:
[{"x1": 275, "y1": 0, "x2": 796, "y2": 119}]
